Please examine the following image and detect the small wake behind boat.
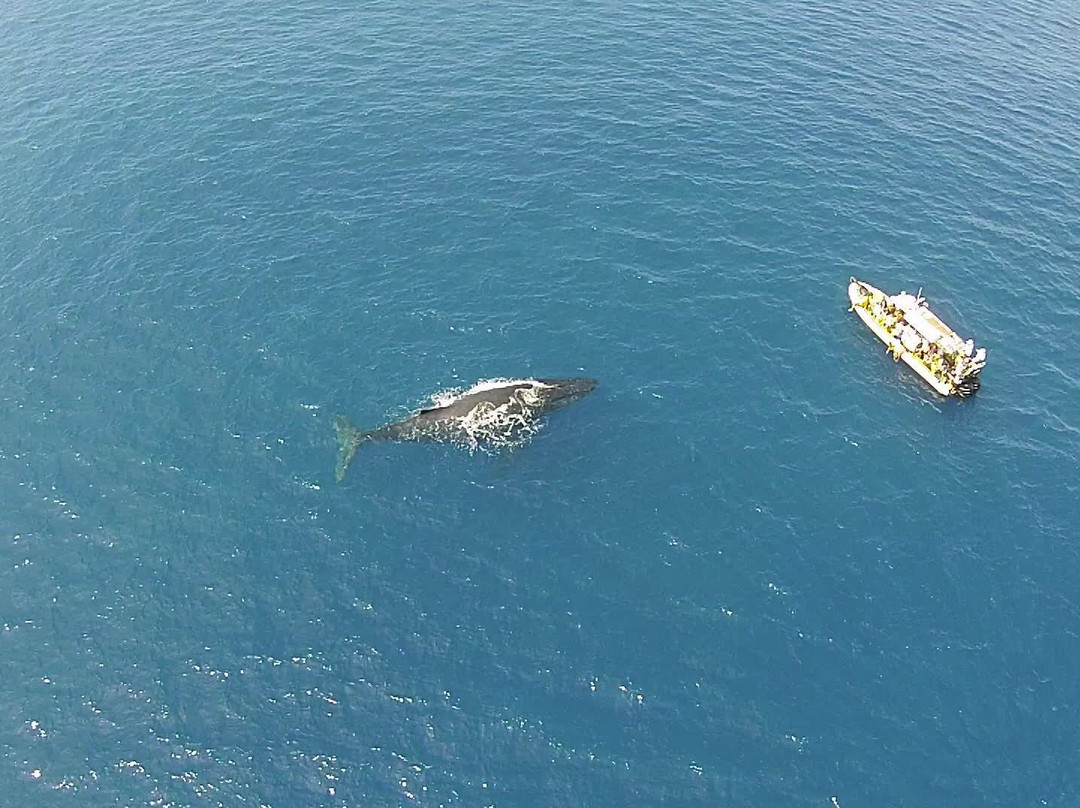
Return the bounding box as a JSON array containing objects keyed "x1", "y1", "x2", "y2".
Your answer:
[{"x1": 848, "y1": 278, "x2": 986, "y2": 397}]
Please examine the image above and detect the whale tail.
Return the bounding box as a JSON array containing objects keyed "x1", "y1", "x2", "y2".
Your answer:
[{"x1": 333, "y1": 415, "x2": 374, "y2": 481}]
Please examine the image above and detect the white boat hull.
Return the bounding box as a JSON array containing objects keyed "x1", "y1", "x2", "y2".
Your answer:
[{"x1": 848, "y1": 279, "x2": 961, "y2": 397}]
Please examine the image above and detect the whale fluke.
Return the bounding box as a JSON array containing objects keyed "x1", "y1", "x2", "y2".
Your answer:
[{"x1": 333, "y1": 415, "x2": 375, "y2": 482}]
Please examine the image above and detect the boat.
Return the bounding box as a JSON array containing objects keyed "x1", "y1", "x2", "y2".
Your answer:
[{"x1": 848, "y1": 277, "x2": 986, "y2": 397}]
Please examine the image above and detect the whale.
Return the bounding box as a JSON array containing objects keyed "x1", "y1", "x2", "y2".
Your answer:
[{"x1": 332, "y1": 377, "x2": 597, "y2": 480}]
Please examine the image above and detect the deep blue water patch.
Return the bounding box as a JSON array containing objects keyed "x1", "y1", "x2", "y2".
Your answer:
[{"x1": 2, "y1": 0, "x2": 1079, "y2": 805}]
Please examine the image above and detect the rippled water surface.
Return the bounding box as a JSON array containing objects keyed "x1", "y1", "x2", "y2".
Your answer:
[{"x1": 2, "y1": 0, "x2": 1079, "y2": 805}]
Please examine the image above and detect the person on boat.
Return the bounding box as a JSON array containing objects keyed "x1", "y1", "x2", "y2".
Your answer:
[{"x1": 900, "y1": 326, "x2": 921, "y2": 355}]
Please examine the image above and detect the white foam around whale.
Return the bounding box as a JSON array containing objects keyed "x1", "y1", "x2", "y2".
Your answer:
[{"x1": 427, "y1": 379, "x2": 555, "y2": 449}]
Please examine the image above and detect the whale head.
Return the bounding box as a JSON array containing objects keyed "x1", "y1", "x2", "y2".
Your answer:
[{"x1": 535, "y1": 378, "x2": 598, "y2": 408}]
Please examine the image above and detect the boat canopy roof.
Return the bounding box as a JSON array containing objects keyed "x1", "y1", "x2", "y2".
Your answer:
[{"x1": 891, "y1": 293, "x2": 968, "y2": 353}]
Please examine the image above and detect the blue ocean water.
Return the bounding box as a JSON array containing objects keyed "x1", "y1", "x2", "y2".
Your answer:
[{"x1": 2, "y1": 0, "x2": 1079, "y2": 804}]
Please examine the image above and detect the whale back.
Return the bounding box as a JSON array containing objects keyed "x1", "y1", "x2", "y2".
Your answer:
[{"x1": 333, "y1": 377, "x2": 597, "y2": 480}]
